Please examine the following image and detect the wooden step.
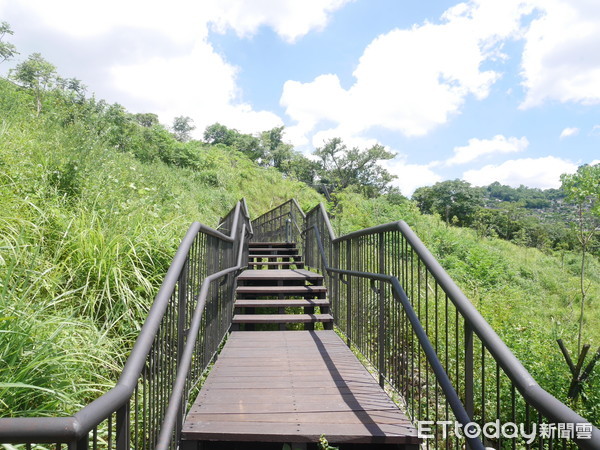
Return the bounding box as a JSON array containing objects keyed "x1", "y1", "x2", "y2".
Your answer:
[
  {"x1": 249, "y1": 248, "x2": 298, "y2": 254},
  {"x1": 247, "y1": 261, "x2": 304, "y2": 268},
  {"x1": 249, "y1": 242, "x2": 296, "y2": 248},
  {"x1": 232, "y1": 314, "x2": 333, "y2": 324},
  {"x1": 237, "y1": 269, "x2": 323, "y2": 282},
  {"x1": 248, "y1": 254, "x2": 302, "y2": 259},
  {"x1": 236, "y1": 285, "x2": 327, "y2": 296},
  {"x1": 235, "y1": 299, "x2": 330, "y2": 308}
]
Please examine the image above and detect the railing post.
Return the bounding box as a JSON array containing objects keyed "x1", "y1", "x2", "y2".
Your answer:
[
  {"x1": 285, "y1": 218, "x2": 292, "y2": 243},
  {"x1": 176, "y1": 258, "x2": 189, "y2": 446},
  {"x1": 465, "y1": 321, "x2": 474, "y2": 421},
  {"x1": 73, "y1": 435, "x2": 88, "y2": 450},
  {"x1": 379, "y1": 232, "x2": 386, "y2": 388},
  {"x1": 346, "y1": 239, "x2": 352, "y2": 347},
  {"x1": 116, "y1": 402, "x2": 130, "y2": 450}
]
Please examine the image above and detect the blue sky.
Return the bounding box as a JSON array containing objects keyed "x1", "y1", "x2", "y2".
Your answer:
[{"x1": 1, "y1": 0, "x2": 599, "y2": 195}]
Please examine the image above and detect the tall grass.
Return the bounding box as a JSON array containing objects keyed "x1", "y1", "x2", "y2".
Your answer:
[
  {"x1": 0, "y1": 77, "x2": 322, "y2": 417},
  {"x1": 330, "y1": 192, "x2": 600, "y2": 424}
]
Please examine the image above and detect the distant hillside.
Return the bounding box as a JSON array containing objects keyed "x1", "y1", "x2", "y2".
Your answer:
[{"x1": 413, "y1": 179, "x2": 599, "y2": 252}]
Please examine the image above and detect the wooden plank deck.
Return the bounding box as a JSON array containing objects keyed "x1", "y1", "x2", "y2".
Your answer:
[{"x1": 182, "y1": 331, "x2": 420, "y2": 447}]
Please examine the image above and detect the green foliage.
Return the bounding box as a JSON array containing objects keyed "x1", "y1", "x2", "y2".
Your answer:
[
  {"x1": 314, "y1": 137, "x2": 396, "y2": 198},
  {"x1": 317, "y1": 435, "x2": 339, "y2": 450},
  {"x1": 560, "y1": 163, "x2": 600, "y2": 213},
  {"x1": 171, "y1": 115, "x2": 195, "y2": 142},
  {"x1": 413, "y1": 179, "x2": 485, "y2": 226},
  {"x1": 485, "y1": 181, "x2": 562, "y2": 209},
  {"x1": 0, "y1": 75, "x2": 322, "y2": 416},
  {"x1": 10, "y1": 52, "x2": 58, "y2": 115},
  {"x1": 0, "y1": 21, "x2": 18, "y2": 64},
  {"x1": 560, "y1": 163, "x2": 600, "y2": 355}
]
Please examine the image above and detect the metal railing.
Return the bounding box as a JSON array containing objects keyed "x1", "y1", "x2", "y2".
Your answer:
[
  {"x1": 252, "y1": 198, "x2": 305, "y2": 245},
  {"x1": 300, "y1": 202, "x2": 599, "y2": 449},
  {"x1": 0, "y1": 200, "x2": 252, "y2": 450}
]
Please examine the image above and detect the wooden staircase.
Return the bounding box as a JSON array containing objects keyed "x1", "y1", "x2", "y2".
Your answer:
[
  {"x1": 183, "y1": 243, "x2": 421, "y2": 449},
  {"x1": 232, "y1": 242, "x2": 333, "y2": 330}
]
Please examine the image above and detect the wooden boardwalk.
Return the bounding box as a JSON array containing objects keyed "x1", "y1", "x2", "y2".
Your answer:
[{"x1": 182, "y1": 330, "x2": 419, "y2": 447}]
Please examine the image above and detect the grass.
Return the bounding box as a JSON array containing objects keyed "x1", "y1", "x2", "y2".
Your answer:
[
  {"x1": 329, "y1": 192, "x2": 600, "y2": 424},
  {"x1": 0, "y1": 77, "x2": 322, "y2": 417},
  {"x1": 2, "y1": 74, "x2": 598, "y2": 427}
]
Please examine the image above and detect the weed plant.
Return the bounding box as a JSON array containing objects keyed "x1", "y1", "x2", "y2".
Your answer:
[{"x1": 0, "y1": 78, "x2": 321, "y2": 417}]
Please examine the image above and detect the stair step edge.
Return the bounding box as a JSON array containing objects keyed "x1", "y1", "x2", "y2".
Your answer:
[{"x1": 232, "y1": 314, "x2": 333, "y2": 324}]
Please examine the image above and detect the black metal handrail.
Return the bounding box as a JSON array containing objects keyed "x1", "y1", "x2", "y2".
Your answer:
[
  {"x1": 0, "y1": 199, "x2": 252, "y2": 449},
  {"x1": 300, "y1": 202, "x2": 599, "y2": 449},
  {"x1": 306, "y1": 225, "x2": 485, "y2": 449},
  {"x1": 252, "y1": 198, "x2": 305, "y2": 245}
]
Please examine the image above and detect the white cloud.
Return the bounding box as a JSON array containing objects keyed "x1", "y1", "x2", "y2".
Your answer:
[
  {"x1": 207, "y1": 0, "x2": 353, "y2": 43},
  {"x1": 520, "y1": 0, "x2": 600, "y2": 108},
  {"x1": 384, "y1": 157, "x2": 442, "y2": 197},
  {"x1": 444, "y1": 135, "x2": 529, "y2": 166},
  {"x1": 110, "y1": 39, "x2": 282, "y2": 137},
  {"x1": 0, "y1": 0, "x2": 296, "y2": 136},
  {"x1": 281, "y1": 0, "x2": 534, "y2": 143},
  {"x1": 463, "y1": 156, "x2": 578, "y2": 188},
  {"x1": 559, "y1": 127, "x2": 580, "y2": 139},
  {"x1": 0, "y1": 0, "x2": 211, "y2": 41}
]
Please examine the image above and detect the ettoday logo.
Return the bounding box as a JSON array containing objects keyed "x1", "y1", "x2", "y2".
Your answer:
[{"x1": 417, "y1": 420, "x2": 593, "y2": 444}]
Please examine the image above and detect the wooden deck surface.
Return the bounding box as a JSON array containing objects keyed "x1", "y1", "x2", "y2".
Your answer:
[{"x1": 182, "y1": 331, "x2": 419, "y2": 446}]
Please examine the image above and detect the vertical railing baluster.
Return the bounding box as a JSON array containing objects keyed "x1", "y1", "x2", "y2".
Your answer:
[
  {"x1": 346, "y1": 239, "x2": 352, "y2": 347},
  {"x1": 465, "y1": 322, "x2": 474, "y2": 422},
  {"x1": 116, "y1": 402, "x2": 130, "y2": 450},
  {"x1": 379, "y1": 232, "x2": 385, "y2": 387}
]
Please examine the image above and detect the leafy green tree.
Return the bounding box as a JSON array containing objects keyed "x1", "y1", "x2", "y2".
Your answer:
[
  {"x1": 203, "y1": 123, "x2": 263, "y2": 160},
  {"x1": 203, "y1": 122, "x2": 238, "y2": 146},
  {"x1": 0, "y1": 21, "x2": 18, "y2": 64},
  {"x1": 10, "y1": 52, "x2": 58, "y2": 115},
  {"x1": 172, "y1": 115, "x2": 195, "y2": 142},
  {"x1": 560, "y1": 163, "x2": 600, "y2": 353},
  {"x1": 413, "y1": 179, "x2": 484, "y2": 226},
  {"x1": 258, "y1": 126, "x2": 294, "y2": 169},
  {"x1": 134, "y1": 113, "x2": 159, "y2": 128},
  {"x1": 280, "y1": 153, "x2": 321, "y2": 185},
  {"x1": 314, "y1": 138, "x2": 396, "y2": 198}
]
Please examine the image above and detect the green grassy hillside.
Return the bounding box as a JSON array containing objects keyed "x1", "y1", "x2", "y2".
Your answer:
[
  {"x1": 1, "y1": 76, "x2": 597, "y2": 425},
  {"x1": 0, "y1": 78, "x2": 322, "y2": 416},
  {"x1": 331, "y1": 191, "x2": 600, "y2": 423}
]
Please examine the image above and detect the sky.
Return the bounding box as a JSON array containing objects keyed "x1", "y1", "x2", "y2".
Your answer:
[{"x1": 1, "y1": 0, "x2": 599, "y2": 196}]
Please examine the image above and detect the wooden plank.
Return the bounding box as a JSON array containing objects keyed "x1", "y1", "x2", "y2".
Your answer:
[
  {"x1": 249, "y1": 248, "x2": 299, "y2": 253},
  {"x1": 249, "y1": 242, "x2": 296, "y2": 247},
  {"x1": 236, "y1": 285, "x2": 326, "y2": 294},
  {"x1": 248, "y1": 261, "x2": 300, "y2": 266},
  {"x1": 235, "y1": 299, "x2": 329, "y2": 308},
  {"x1": 237, "y1": 269, "x2": 323, "y2": 281},
  {"x1": 232, "y1": 314, "x2": 333, "y2": 324},
  {"x1": 182, "y1": 330, "x2": 419, "y2": 446}
]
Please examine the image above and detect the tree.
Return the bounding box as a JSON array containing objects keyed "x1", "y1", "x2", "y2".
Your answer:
[
  {"x1": 203, "y1": 123, "x2": 263, "y2": 160},
  {"x1": 281, "y1": 153, "x2": 321, "y2": 185},
  {"x1": 0, "y1": 21, "x2": 18, "y2": 64},
  {"x1": 314, "y1": 138, "x2": 396, "y2": 198},
  {"x1": 560, "y1": 163, "x2": 600, "y2": 353},
  {"x1": 413, "y1": 179, "x2": 485, "y2": 226},
  {"x1": 10, "y1": 52, "x2": 58, "y2": 115},
  {"x1": 172, "y1": 116, "x2": 195, "y2": 142},
  {"x1": 203, "y1": 122, "x2": 238, "y2": 147},
  {"x1": 259, "y1": 126, "x2": 294, "y2": 169},
  {"x1": 134, "y1": 113, "x2": 159, "y2": 128}
]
